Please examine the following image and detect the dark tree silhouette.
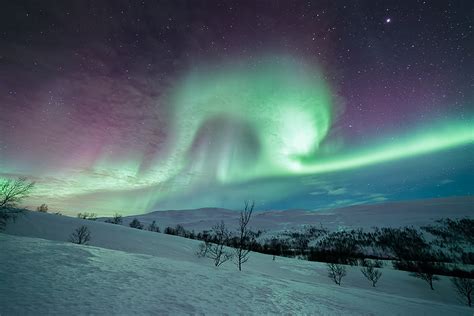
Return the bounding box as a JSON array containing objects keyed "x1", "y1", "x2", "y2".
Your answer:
[
  {"x1": 69, "y1": 226, "x2": 91, "y2": 245},
  {"x1": 196, "y1": 241, "x2": 210, "y2": 258},
  {"x1": 0, "y1": 177, "x2": 35, "y2": 209},
  {"x1": 451, "y1": 277, "x2": 473, "y2": 307},
  {"x1": 410, "y1": 261, "x2": 440, "y2": 290},
  {"x1": 148, "y1": 220, "x2": 160, "y2": 232},
  {"x1": 129, "y1": 218, "x2": 144, "y2": 229},
  {"x1": 77, "y1": 212, "x2": 97, "y2": 220},
  {"x1": 105, "y1": 213, "x2": 122, "y2": 224},
  {"x1": 422, "y1": 218, "x2": 474, "y2": 263},
  {"x1": 0, "y1": 177, "x2": 35, "y2": 230},
  {"x1": 327, "y1": 263, "x2": 346, "y2": 285},
  {"x1": 235, "y1": 200, "x2": 254, "y2": 271},
  {"x1": 206, "y1": 221, "x2": 233, "y2": 267},
  {"x1": 36, "y1": 204, "x2": 48, "y2": 213},
  {"x1": 269, "y1": 237, "x2": 282, "y2": 261},
  {"x1": 360, "y1": 260, "x2": 382, "y2": 287}
]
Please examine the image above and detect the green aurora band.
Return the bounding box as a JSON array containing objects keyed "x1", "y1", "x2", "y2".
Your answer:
[
  {"x1": 166, "y1": 56, "x2": 473, "y2": 182},
  {"x1": 14, "y1": 56, "x2": 474, "y2": 213},
  {"x1": 288, "y1": 123, "x2": 473, "y2": 175},
  {"x1": 167, "y1": 56, "x2": 334, "y2": 183}
]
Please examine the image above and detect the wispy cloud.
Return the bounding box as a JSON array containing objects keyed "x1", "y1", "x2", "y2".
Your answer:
[{"x1": 439, "y1": 179, "x2": 454, "y2": 185}]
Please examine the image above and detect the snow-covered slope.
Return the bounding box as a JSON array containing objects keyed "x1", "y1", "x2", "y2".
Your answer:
[
  {"x1": 1, "y1": 211, "x2": 471, "y2": 315},
  {"x1": 117, "y1": 196, "x2": 474, "y2": 232}
]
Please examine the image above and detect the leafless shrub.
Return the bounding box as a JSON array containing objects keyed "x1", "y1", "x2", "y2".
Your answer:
[
  {"x1": 206, "y1": 221, "x2": 233, "y2": 267},
  {"x1": 129, "y1": 218, "x2": 144, "y2": 229},
  {"x1": 196, "y1": 241, "x2": 211, "y2": 258},
  {"x1": 360, "y1": 259, "x2": 382, "y2": 287},
  {"x1": 409, "y1": 261, "x2": 440, "y2": 290},
  {"x1": 69, "y1": 226, "x2": 91, "y2": 245},
  {"x1": 0, "y1": 177, "x2": 35, "y2": 230},
  {"x1": 451, "y1": 277, "x2": 473, "y2": 307},
  {"x1": 235, "y1": 200, "x2": 254, "y2": 271},
  {"x1": 77, "y1": 212, "x2": 97, "y2": 221},
  {"x1": 36, "y1": 204, "x2": 48, "y2": 213},
  {"x1": 0, "y1": 177, "x2": 35, "y2": 209},
  {"x1": 148, "y1": 220, "x2": 160, "y2": 232},
  {"x1": 327, "y1": 263, "x2": 347, "y2": 285},
  {"x1": 105, "y1": 213, "x2": 122, "y2": 224}
]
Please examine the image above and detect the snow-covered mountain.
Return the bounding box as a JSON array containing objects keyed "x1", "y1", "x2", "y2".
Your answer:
[
  {"x1": 1, "y1": 209, "x2": 472, "y2": 315},
  {"x1": 116, "y1": 196, "x2": 474, "y2": 232}
]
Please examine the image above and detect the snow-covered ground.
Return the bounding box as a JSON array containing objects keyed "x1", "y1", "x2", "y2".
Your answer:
[{"x1": 1, "y1": 211, "x2": 471, "y2": 315}]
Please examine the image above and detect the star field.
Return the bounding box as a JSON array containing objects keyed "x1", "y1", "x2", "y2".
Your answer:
[{"x1": 0, "y1": 1, "x2": 472, "y2": 214}]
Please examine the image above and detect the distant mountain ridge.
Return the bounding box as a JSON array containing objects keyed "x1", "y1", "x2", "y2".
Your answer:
[{"x1": 112, "y1": 196, "x2": 473, "y2": 232}]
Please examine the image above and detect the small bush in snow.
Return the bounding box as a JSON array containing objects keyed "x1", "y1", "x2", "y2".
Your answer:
[
  {"x1": 0, "y1": 177, "x2": 35, "y2": 230},
  {"x1": 77, "y1": 212, "x2": 97, "y2": 221},
  {"x1": 235, "y1": 200, "x2": 254, "y2": 271},
  {"x1": 105, "y1": 213, "x2": 122, "y2": 225},
  {"x1": 148, "y1": 220, "x2": 160, "y2": 232},
  {"x1": 69, "y1": 225, "x2": 91, "y2": 245},
  {"x1": 36, "y1": 204, "x2": 48, "y2": 213},
  {"x1": 327, "y1": 263, "x2": 346, "y2": 285},
  {"x1": 451, "y1": 277, "x2": 473, "y2": 307},
  {"x1": 360, "y1": 260, "x2": 382, "y2": 287},
  {"x1": 202, "y1": 221, "x2": 233, "y2": 267},
  {"x1": 129, "y1": 218, "x2": 144, "y2": 230},
  {"x1": 409, "y1": 261, "x2": 440, "y2": 290},
  {"x1": 410, "y1": 261, "x2": 439, "y2": 290},
  {"x1": 196, "y1": 241, "x2": 210, "y2": 258}
]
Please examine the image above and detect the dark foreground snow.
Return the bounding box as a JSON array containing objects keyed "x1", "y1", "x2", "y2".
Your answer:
[{"x1": 0, "y1": 211, "x2": 471, "y2": 315}]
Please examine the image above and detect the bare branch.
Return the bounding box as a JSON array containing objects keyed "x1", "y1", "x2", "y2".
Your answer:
[
  {"x1": 327, "y1": 263, "x2": 347, "y2": 285},
  {"x1": 69, "y1": 225, "x2": 91, "y2": 245},
  {"x1": 0, "y1": 177, "x2": 35, "y2": 209},
  {"x1": 0, "y1": 177, "x2": 35, "y2": 230},
  {"x1": 451, "y1": 277, "x2": 473, "y2": 307},
  {"x1": 235, "y1": 200, "x2": 255, "y2": 271}
]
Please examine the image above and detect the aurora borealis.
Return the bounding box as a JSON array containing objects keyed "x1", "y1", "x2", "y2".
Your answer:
[{"x1": 0, "y1": 1, "x2": 472, "y2": 215}]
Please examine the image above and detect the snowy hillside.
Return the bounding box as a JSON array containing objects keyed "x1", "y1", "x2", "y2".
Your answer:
[
  {"x1": 1, "y1": 211, "x2": 472, "y2": 315},
  {"x1": 115, "y1": 196, "x2": 474, "y2": 232}
]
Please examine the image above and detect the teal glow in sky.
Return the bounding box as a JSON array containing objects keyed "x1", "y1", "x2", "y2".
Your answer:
[
  {"x1": 1, "y1": 1, "x2": 472, "y2": 215},
  {"x1": 1, "y1": 56, "x2": 470, "y2": 215}
]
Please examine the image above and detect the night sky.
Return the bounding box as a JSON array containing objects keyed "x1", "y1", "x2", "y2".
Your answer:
[{"x1": 0, "y1": 1, "x2": 472, "y2": 215}]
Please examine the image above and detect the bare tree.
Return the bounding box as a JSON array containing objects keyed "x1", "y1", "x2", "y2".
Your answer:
[
  {"x1": 327, "y1": 263, "x2": 347, "y2": 285},
  {"x1": 410, "y1": 262, "x2": 439, "y2": 290},
  {"x1": 77, "y1": 212, "x2": 97, "y2": 220},
  {"x1": 0, "y1": 177, "x2": 35, "y2": 209},
  {"x1": 360, "y1": 260, "x2": 382, "y2": 287},
  {"x1": 206, "y1": 221, "x2": 233, "y2": 267},
  {"x1": 451, "y1": 277, "x2": 473, "y2": 307},
  {"x1": 129, "y1": 218, "x2": 144, "y2": 229},
  {"x1": 196, "y1": 241, "x2": 211, "y2": 258},
  {"x1": 235, "y1": 200, "x2": 254, "y2": 271},
  {"x1": 37, "y1": 204, "x2": 48, "y2": 213},
  {"x1": 268, "y1": 237, "x2": 283, "y2": 261},
  {"x1": 148, "y1": 220, "x2": 160, "y2": 232},
  {"x1": 105, "y1": 213, "x2": 122, "y2": 224},
  {"x1": 69, "y1": 226, "x2": 91, "y2": 245},
  {"x1": 0, "y1": 177, "x2": 35, "y2": 230}
]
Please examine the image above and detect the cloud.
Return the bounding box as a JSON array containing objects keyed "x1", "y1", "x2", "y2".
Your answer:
[
  {"x1": 327, "y1": 187, "x2": 347, "y2": 195},
  {"x1": 306, "y1": 177, "x2": 348, "y2": 196},
  {"x1": 439, "y1": 179, "x2": 454, "y2": 185}
]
